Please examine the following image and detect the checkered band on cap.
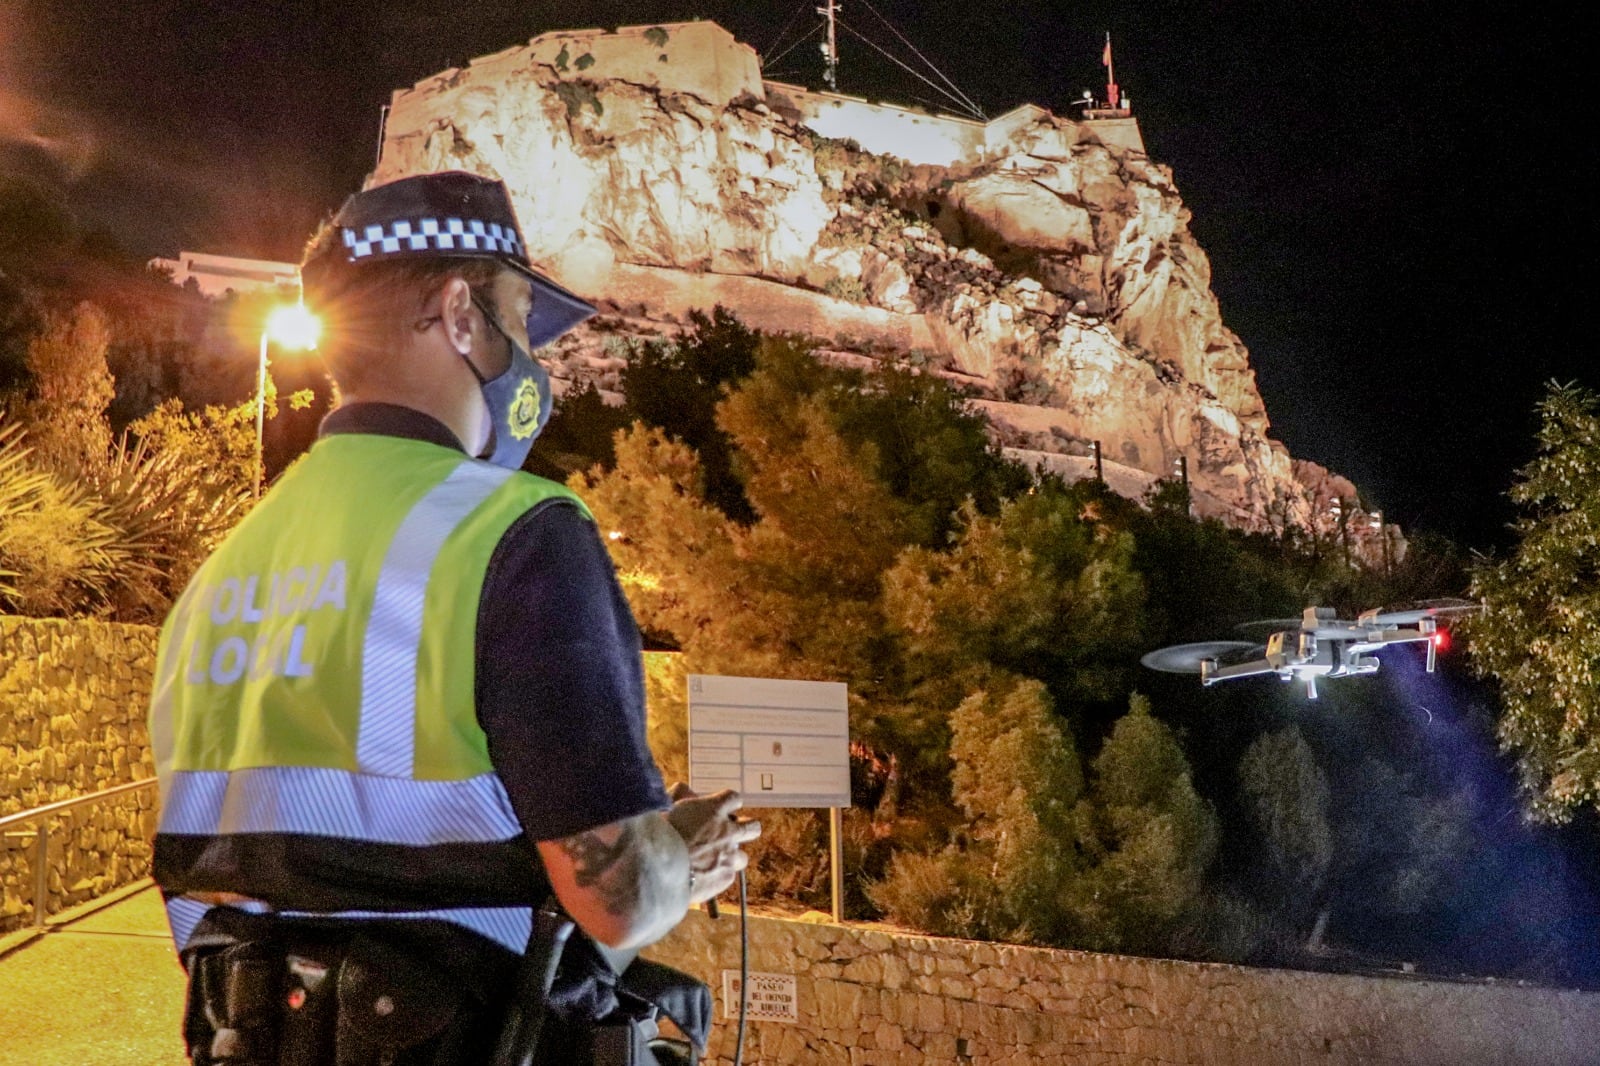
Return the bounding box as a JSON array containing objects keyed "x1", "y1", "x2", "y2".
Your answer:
[{"x1": 340, "y1": 217, "x2": 526, "y2": 262}]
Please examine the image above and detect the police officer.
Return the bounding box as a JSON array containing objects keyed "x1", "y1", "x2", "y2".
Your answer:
[{"x1": 149, "y1": 171, "x2": 759, "y2": 1064}]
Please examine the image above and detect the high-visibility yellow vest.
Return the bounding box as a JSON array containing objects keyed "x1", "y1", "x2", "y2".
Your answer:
[{"x1": 150, "y1": 432, "x2": 591, "y2": 953}]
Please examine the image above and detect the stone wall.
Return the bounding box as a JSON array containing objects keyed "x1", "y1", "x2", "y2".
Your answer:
[
  {"x1": 763, "y1": 81, "x2": 990, "y2": 166},
  {"x1": 763, "y1": 83, "x2": 1149, "y2": 165},
  {"x1": 0, "y1": 616, "x2": 158, "y2": 934},
  {"x1": 645, "y1": 911, "x2": 1600, "y2": 1065}
]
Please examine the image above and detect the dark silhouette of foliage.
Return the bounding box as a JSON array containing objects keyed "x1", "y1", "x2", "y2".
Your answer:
[
  {"x1": 619, "y1": 306, "x2": 761, "y2": 521},
  {"x1": 529, "y1": 380, "x2": 630, "y2": 480},
  {"x1": 1470, "y1": 381, "x2": 1600, "y2": 820}
]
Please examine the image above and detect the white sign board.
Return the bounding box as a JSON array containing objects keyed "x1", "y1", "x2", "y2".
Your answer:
[
  {"x1": 721, "y1": 970, "x2": 799, "y2": 1024},
  {"x1": 688, "y1": 674, "x2": 850, "y2": 808}
]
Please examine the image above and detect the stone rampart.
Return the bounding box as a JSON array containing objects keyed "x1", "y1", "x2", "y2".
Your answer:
[
  {"x1": 646, "y1": 911, "x2": 1600, "y2": 1065},
  {"x1": 762, "y1": 82, "x2": 1147, "y2": 165},
  {"x1": 0, "y1": 616, "x2": 158, "y2": 933},
  {"x1": 764, "y1": 81, "x2": 990, "y2": 166}
]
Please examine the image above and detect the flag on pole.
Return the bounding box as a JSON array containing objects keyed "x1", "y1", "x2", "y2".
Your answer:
[{"x1": 1103, "y1": 34, "x2": 1119, "y2": 108}]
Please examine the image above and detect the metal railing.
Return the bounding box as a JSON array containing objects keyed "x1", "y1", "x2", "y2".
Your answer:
[{"x1": 0, "y1": 777, "x2": 157, "y2": 931}]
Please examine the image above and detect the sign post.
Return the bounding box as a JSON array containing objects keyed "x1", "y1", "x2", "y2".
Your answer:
[{"x1": 688, "y1": 674, "x2": 851, "y2": 921}]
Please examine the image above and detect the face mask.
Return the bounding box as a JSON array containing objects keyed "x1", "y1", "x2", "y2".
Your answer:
[{"x1": 467, "y1": 294, "x2": 553, "y2": 471}]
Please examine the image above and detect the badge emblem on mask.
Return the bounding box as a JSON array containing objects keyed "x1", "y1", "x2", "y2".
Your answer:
[
  {"x1": 509, "y1": 378, "x2": 542, "y2": 441},
  {"x1": 469, "y1": 294, "x2": 554, "y2": 470}
]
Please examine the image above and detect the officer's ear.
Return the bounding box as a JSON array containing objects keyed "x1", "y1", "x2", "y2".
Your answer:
[{"x1": 436, "y1": 277, "x2": 476, "y2": 356}]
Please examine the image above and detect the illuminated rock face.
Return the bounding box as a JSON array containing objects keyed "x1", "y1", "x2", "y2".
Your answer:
[
  {"x1": 376, "y1": 21, "x2": 1368, "y2": 535},
  {"x1": 375, "y1": 22, "x2": 829, "y2": 292}
]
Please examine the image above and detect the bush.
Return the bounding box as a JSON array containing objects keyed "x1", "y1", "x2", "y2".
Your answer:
[
  {"x1": 868, "y1": 847, "x2": 999, "y2": 939},
  {"x1": 823, "y1": 276, "x2": 868, "y2": 304},
  {"x1": 741, "y1": 809, "x2": 831, "y2": 907},
  {"x1": 0, "y1": 464, "x2": 116, "y2": 617},
  {"x1": 0, "y1": 399, "x2": 253, "y2": 621}
]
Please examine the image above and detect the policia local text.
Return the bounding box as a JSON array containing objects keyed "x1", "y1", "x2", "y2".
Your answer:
[{"x1": 174, "y1": 562, "x2": 349, "y2": 685}]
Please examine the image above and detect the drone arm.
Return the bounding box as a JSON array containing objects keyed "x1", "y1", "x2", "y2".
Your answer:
[
  {"x1": 1352, "y1": 622, "x2": 1439, "y2": 671},
  {"x1": 1202, "y1": 658, "x2": 1281, "y2": 686}
]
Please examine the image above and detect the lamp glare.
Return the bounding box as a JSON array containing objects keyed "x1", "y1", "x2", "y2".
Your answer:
[{"x1": 266, "y1": 304, "x2": 321, "y2": 351}]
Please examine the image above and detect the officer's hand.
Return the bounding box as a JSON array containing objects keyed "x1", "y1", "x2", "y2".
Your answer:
[{"x1": 666, "y1": 783, "x2": 761, "y2": 904}]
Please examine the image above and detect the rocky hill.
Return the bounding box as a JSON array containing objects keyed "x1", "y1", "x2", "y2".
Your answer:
[{"x1": 372, "y1": 20, "x2": 1379, "y2": 543}]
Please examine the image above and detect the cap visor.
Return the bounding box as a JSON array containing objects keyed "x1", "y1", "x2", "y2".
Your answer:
[{"x1": 507, "y1": 260, "x2": 598, "y2": 348}]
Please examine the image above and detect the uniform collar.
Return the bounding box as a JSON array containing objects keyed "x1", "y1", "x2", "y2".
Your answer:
[{"x1": 319, "y1": 403, "x2": 465, "y2": 453}]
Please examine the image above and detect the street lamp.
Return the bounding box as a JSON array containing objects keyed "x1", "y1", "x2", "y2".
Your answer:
[{"x1": 256, "y1": 304, "x2": 321, "y2": 498}]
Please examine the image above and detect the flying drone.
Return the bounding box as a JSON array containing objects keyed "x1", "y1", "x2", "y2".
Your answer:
[{"x1": 1140, "y1": 599, "x2": 1481, "y2": 699}]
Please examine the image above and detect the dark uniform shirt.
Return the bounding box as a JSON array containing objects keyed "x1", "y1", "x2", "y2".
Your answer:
[{"x1": 321, "y1": 403, "x2": 670, "y2": 844}]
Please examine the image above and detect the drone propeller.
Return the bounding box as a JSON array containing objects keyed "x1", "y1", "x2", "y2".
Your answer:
[
  {"x1": 1236, "y1": 616, "x2": 1363, "y2": 638},
  {"x1": 1235, "y1": 618, "x2": 1304, "y2": 633},
  {"x1": 1140, "y1": 641, "x2": 1262, "y2": 674},
  {"x1": 1359, "y1": 597, "x2": 1482, "y2": 627},
  {"x1": 1238, "y1": 599, "x2": 1482, "y2": 636}
]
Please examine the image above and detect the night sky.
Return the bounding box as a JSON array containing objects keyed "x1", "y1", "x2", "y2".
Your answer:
[{"x1": 3, "y1": 1, "x2": 1592, "y2": 551}]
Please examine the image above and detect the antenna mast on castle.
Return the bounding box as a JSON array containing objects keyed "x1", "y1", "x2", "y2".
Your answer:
[
  {"x1": 764, "y1": 0, "x2": 983, "y2": 118},
  {"x1": 819, "y1": 0, "x2": 840, "y2": 90}
]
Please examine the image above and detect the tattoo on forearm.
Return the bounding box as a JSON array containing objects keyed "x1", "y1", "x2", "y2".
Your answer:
[{"x1": 557, "y1": 824, "x2": 645, "y2": 915}]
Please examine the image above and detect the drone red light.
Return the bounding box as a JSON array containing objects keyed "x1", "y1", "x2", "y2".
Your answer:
[{"x1": 1432, "y1": 630, "x2": 1449, "y2": 652}]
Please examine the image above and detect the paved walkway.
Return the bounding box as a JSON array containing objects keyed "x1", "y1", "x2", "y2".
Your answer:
[{"x1": 0, "y1": 884, "x2": 187, "y2": 1066}]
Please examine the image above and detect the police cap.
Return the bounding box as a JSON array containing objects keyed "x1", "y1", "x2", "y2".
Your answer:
[{"x1": 332, "y1": 171, "x2": 594, "y2": 348}]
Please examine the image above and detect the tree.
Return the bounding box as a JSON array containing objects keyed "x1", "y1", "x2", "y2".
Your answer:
[
  {"x1": 870, "y1": 686, "x2": 1216, "y2": 952},
  {"x1": 1470, "y1": 382, "x2": 1600, "y2": 819},
  {"x1": 581, "y1": 336, "x2": 1048, "y2": 909},
  {"x1": 1238, "y1": 726, "x2": 1332, "y2": 931},
  {"x1": 950, "y1": 677, "x2": 1087, "y2": 939},
  {"x1": 530, "y1": 381, "x2": 629, "y2": 480},
  {"x1": 884, "y1": 483, "x2": 1146, "y2": 727},
  {"x1": 618, "y1": 307, "x2": 760, "y2": 520},
  {"x1": 12, "y1": 301, "x2": 115, "y2": 474},
  {"x1": 0, "y1": 411, "x2": 252, "y2": 621},
  {"x1": 0, "y1": 423, "x2": 112, "y2": 615},
  {"x1": 870, "y1": 676, "x2": 1084, "y2": 942},
  {"x1": 1128, "y1": 497, "x2": 1300, "y2": 646},
  {"x1": 0, "y1": 271, "x2": 41, "y2": 395},
  {"x1": 829, "y1": 358, "x2": 1028, "y2": 547},
  {"x1": 1066, "y1": 693, "x2": 1219, "y2": 952}
]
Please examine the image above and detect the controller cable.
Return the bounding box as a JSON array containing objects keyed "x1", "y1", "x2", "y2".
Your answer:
[
  {"x1": 734, "y1": 869, "x2": 749, "y2": 1066},
  {"x1": 705, "y1": 870, "x2": 750, "y2": 1066}
]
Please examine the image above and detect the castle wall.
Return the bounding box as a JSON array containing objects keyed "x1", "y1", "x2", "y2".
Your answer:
[
  {"x1": 982, "y1": 103, "x2": 1052, "y2": 148},
  {"x1": 392, "y1": 22, "x2": 764, "y2": 117},
  {"x1": 764, "y1": 81, "x2": 989, "y2": 165},
  {"x1": 1083, "y1": 116, "x2": 1148, "y2": 155},
  {"x1": 763, "y1": 83, "x2": 1146, "y2": 164}
]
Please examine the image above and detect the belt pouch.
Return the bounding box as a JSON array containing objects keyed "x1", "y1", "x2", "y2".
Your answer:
[
  {"x1": 334, "y1": 935, "x2": 462, "y2": 1066},
  {"x1": 278, "y1": 950, "x2": 341, "y2": 1065},
  {"x1": 203, "y1": 942, "x2": 285, "y2": 1065},
  {"x1": 593, "y1": 1016, "x2": 666, "y2": 1066}
]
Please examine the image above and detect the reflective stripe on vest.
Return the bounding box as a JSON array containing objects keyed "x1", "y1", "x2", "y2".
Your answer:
[
  {"x1": 356, "y1": 461, "x2": 511, "y2": 777},
  {"x1": 157, "y1": 766, "x2": 521, "y2": 843},
  {"x1": 151, "y1": 436, "x2": 589, "y2": 954}
]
